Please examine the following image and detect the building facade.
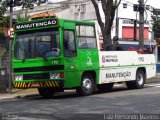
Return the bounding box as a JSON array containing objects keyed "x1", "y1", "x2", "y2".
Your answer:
[
  {"x1": 12, "y1": 0, "x2": 159, "y2": 63},
  {"x1": 12, "y1": 0, "x2": 158, "y2": 40}
]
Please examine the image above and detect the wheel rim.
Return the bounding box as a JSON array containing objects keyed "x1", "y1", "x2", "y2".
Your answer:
[
  {"x1": 137, "y1": 73, "x2": 143, "y2": 85},
  {"x1": 82, "y1": 78, "x2": 92, "y2": 91}
]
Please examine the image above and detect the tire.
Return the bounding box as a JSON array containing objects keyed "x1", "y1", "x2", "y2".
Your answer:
[
  {"x1": 97, "y1": 83, "x2": 114, "y2": 92},
  {"x1": 38, "y1": 88, "x2": 55, "y2": 98},
  {"x1": 76, "y1": 74, "x2": 95, "y2": 96},
  {"x1": 126, "y1": 69, "x2": 145, "y2": 89}
]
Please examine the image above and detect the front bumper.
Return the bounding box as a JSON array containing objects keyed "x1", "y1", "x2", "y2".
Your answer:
[{"x1": 13, "y1": 80, "x2": 64, "y2": 89}]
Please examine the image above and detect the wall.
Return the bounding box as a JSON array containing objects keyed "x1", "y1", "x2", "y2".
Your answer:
[{"x1": 12, "y1": 0, "x2": 158, "y2": 43}]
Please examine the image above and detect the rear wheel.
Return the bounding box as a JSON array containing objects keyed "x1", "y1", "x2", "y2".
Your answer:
[
  {"x1": 38, "y1": 88, "x2": 55, "y2": 98},
  {"x1": 126, "y1": 69, "x2": 145, "y2": 89},
  {"x1": 76, "y1": 74, "x2": 95, "y2": 96},
  {"x1": 97, "y1": 83, "x2": 114, "y2": 92}
]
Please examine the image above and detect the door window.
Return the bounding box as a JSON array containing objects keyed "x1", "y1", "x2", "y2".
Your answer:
[{"x1": 63, "y1": 30, "x2": 77, "y2": 57}]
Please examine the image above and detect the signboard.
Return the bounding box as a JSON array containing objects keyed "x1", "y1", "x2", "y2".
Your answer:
[
  {"x1": 121, "y1": 19, "x2": 149, "y2": 26},
  {"x1": 15, "y1": 19, "x2": 57, "y2": 30},
  {"x1": 8, "y1": 28, "x2": 14, "y2": 38}
]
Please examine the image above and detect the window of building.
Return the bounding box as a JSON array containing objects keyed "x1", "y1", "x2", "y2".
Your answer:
[
  {"x1": 153, "y1": 9, "x2": 160, "y2": 16},
  {"x1": 80, "y1": 4, "x2": 86, "y2": 13},
  {"x1": 133, "y1": 4, "x2": 139, "y2": 12},
  {"x1": 75, "y1": 5, "x2": 80, "y2": 14},
  {"x1": 145, "y1": 5, "x2": 150, "y2": 10},
  {"x1": 40, "y1": 0, "x2": 47, "y2": 4},
  {"x1": 123, "y1": 3, "x2": 127, "y2": 8}
]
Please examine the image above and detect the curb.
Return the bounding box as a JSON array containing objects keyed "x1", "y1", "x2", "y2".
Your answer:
[
  {"x1": 0, "y1": 88, "x2": 38, "y2": 100},
  {"x1": 0, "y1": 94, "x2": 21, "y2": 100},
  {"x1": 0, "y1": 93, "x2": 39, "y2": 101}
]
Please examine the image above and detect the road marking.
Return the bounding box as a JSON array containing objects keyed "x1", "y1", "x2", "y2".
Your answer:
[{"x1": 145, "y1": 83, "x2": 160, "y2": 88}]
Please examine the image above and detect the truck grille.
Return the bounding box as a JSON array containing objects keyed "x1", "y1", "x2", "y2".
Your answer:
[
  {"x1": 23, "y1": 73, "x2": 50, "y2": 80},
  {"x1": 14, "y1": 65, "x2": 64, "y2": 73}
]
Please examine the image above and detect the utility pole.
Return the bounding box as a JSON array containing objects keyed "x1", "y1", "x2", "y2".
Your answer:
[
  {"x1": 134, "y1": 20, "x2": 137, "y2": 41},
  {"x1": 8, "y1": 0, "x2": 13, "y2": 94},
  {"x1": 138, "y1": 0, "x2": 144, "y2": 50},
  {"x1": 115, "y1": 7, "x2": 119, "y2": 37}
]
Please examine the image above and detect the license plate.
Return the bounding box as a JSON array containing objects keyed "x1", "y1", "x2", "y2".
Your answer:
[{"x1": 31, "y1": 83, "x2": 40, "y2": 87}]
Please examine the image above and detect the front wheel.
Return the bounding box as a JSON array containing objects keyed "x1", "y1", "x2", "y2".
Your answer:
[
  {"x1": 126, "y1": 69, "x2": 145, "y2": 89},
  {"x1": 38, "y1": 88, "x2": 55, "y2": 98},
  {"x1": 76, "y1": 74, "x2": 95, "y2": 96}
]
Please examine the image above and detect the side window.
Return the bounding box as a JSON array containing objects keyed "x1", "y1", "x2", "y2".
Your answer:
[
  {"x1": 63, "y1": 30, "x2": 77, "y2": 57},
  {"x1": 76, "y1": 25, "x2": 97, "y2": 49}
]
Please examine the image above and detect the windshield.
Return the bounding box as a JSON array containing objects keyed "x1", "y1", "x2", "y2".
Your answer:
[{"x1": 14, "y1": 29, "x2": 60, "y2": 60}]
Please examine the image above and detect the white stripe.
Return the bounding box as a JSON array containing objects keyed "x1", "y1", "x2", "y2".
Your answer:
[{"x1": 145, "y1": 84, "x2": 160, "y2": 87}]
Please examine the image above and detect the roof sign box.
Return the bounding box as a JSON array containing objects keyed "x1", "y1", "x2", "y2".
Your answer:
[
  {"x1": 15, "y1": 19, "x2": 57, "y2": 30},
  {"x1": 31, "y1": 12, "x2": 57, "y2": 20}
]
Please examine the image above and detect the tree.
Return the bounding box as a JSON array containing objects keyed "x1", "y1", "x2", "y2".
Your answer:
[
  {"x1": 152, "y1": 16, "x2": 160, "y2": 39},
  {"x1": 0, "y1": 16, "x2": 10, "y2": 27},
  {"x1": 91, "y1": 0, "x2": 121, "y2": 50},
  {"x1": 21, "y1": 0, "x2": 41, "y2": 9},
  {"x1": 0, "y1": 0, "x2": 8, "y2": 17},
  {"x1": 0, "y1": 0, "x2": 41, "y2": 18},
  {"x1": 16, "y1": 13, "x2": 29, "y2": 22}
]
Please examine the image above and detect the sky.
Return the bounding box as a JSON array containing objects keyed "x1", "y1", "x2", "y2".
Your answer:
[{"x1": 146, "y1": 0, "x2": 160, "y2": 8}]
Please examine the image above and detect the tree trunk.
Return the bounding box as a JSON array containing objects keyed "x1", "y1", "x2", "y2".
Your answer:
[{"x1": 91, "y1": 0, "x2": 121, "y2": 50}]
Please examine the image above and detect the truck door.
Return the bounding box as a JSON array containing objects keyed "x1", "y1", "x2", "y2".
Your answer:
[{"x1": 63, "y1": 22, "x2": 79, "y2": 88}]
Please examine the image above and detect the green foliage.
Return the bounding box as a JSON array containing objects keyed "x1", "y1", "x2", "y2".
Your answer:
[
  {"x1": 0, "y1": 0, "x2": 8, "y2": 17},
  {"x1": 21, "y1": 0, "x2": 41, "y2": 9},
  {"x1": 0, "y1": 16, "x2": 10, "y2": 27},
  {"x1": 16, "y1": 14, "x2": 29, "y2": 22},
  {"x1": 0, "y1": 0, "x2": 41, "y2": 17}
]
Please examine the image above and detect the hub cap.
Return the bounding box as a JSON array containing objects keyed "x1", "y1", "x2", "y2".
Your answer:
[
  {"x1": 82, "y1": 78, "x2": 92, "y2": 91},
  {"x1": 137, "y1": 73, "x2": 143, "y2": 85}
]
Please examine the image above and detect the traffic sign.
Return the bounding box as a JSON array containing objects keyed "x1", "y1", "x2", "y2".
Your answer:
[{"x1": 8, "y1": 28, "x2": 14, "y2": 38}]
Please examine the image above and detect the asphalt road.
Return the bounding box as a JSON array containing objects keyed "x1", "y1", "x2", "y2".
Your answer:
[{"x1": 0, "y1": 79, "x2": 160, "y2": 120}]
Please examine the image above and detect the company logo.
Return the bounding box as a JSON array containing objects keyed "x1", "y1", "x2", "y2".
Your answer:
[
  {"x1": 102, "y1": 55, "x2": 118, "y2": 63},
  {"x1": 87, "y1": 56, "x2": 93, "y2": 66}
]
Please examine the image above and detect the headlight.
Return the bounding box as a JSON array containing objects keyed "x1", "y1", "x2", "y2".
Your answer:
[
  {"x1": 50, "y1": 72, "x2": 64, "y2": 79},
  {"x1": 50, "y1": 72, "x2": 60, "y2": 79},
  {"x1": 15, "y1": 75, "x2": 23, "y2": 81}
]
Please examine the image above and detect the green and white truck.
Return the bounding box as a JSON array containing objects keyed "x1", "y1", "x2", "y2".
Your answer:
[{"x1": 12, "y1": 13, "x2": 156, "y2": 97}]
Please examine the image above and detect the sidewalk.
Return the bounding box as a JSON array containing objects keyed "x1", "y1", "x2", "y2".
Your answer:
[
  {"x1": 0, "y1": 88, "x2": 38, "y2": 100},
  {"x1": 0, "y1": 74, "x2": 159, "y2": 101}
]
